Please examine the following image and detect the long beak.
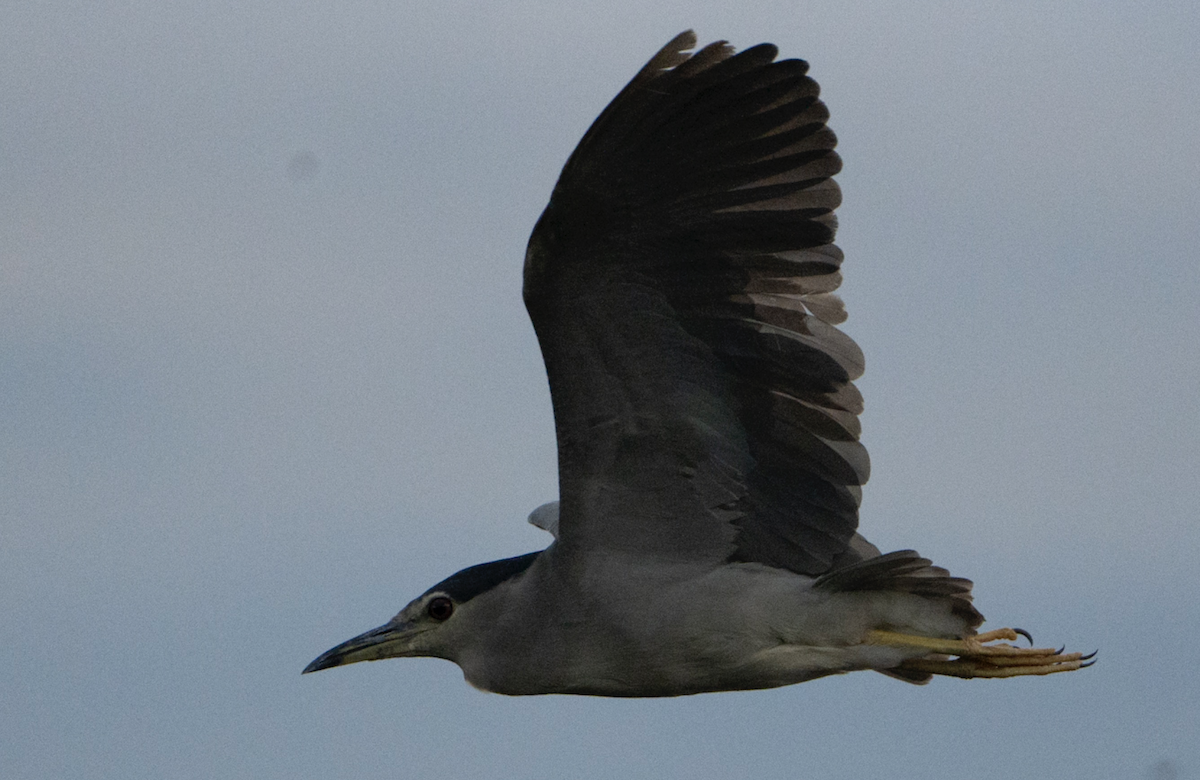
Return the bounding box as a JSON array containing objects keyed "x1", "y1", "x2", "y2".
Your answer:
[{"x1": 303, "y1": 619, "x2": 424, "y2": 674}]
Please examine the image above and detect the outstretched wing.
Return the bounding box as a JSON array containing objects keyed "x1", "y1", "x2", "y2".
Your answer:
[{"x1": 523, "y1": 32, "x2": 868, "y2": 575}]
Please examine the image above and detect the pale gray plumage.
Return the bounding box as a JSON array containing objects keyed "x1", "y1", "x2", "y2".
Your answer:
[{"x1": 303, "y1": 31, "x2": 1089, "y2": 695}]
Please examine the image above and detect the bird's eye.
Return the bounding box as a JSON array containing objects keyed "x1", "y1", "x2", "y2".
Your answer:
[{"x1": 427, "y1": 596, "x2": 454, "y2": 621}]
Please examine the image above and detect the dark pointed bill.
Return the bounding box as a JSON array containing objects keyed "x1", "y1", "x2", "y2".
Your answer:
[{"x1": 302, "y1": 620, "x2": 417, "y2": 674}]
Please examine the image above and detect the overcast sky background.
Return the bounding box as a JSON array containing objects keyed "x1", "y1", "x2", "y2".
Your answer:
[{"x1": 3, "y1": 2, "x2": 1198, "y2": 779}]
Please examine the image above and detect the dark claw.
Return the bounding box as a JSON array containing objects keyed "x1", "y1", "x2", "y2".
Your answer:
[
  {"x1": 1080, "y1": 659, "x2": 1097, "y2": 669},
  {"x1": 1013, "y1": 628, "x2": 1034, "y2": 646},
  {"x1": 1080, "y1": 650, "x2": 1098, "y2": 661},
  {"x1": 1054, "y1": 645, "x2": 1066, "y2": 655}
]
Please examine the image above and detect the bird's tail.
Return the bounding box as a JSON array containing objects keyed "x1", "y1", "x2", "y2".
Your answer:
[
  {"x1": 814, "y1": 549, "x2": 984, "y2": 684},
  {"x1": 813, "y1": 549, "x2": 984, "y2": 628}
]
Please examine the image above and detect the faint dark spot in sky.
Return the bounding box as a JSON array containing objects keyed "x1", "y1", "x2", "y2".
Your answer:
[
  {"x1": 287, "y1": 150, "x2": 321, "y2": 181},
  {"x1": 1149, "y1": 759, "x2": 1180, "y2": 780}
]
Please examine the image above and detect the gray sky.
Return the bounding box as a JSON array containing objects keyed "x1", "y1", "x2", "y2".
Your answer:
[{"x1": 3, "y1": 1, "x2": 1198, "y2": 778}]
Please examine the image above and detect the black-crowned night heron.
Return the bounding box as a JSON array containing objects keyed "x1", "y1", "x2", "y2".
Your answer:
[{"x1": 303, "y1": 31, "x2": 1090, "y2": 695}]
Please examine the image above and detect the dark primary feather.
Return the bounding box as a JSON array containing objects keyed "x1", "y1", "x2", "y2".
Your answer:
[{"x1": 524, "y1": 31, "x2": 869, "y2": 575}]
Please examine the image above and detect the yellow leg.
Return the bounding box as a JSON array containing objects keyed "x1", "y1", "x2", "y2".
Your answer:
[
  {"x1": 898, "y1": 656, "x2": 1087, "y2": 679},
  {"x1": 863, "y1": 628, "x2": 1093, "y2": 679}
]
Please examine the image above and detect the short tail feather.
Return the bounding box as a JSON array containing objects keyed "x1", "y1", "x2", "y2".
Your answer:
[
  {"x1": 814, "y1": 549, "x2": 984, "y2": 627},
  {"x1": 814, "y1": 549, "x2": 985, "y2": 685}
]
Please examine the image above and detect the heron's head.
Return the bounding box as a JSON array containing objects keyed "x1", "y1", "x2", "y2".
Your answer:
[{"x1": 302, "y1": 552, "x2": 541, "y2": 674}]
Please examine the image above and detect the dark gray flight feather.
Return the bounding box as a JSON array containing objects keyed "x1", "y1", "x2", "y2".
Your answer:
[{"x1": 524, "y1": 31, "x2": 868, "y2": 575}]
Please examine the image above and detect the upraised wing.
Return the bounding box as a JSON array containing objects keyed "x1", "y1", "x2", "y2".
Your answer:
[{"x1": 523, "y1": 32, "x2": 868, "y2": 575}]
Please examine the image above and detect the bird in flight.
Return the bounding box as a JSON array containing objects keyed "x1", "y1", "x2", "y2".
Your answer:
[{"x1": 304, "y1": 31, "x2": 1090, "y2": 695}]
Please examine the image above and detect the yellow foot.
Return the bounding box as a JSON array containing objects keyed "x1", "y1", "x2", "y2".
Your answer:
[{"x1": 863, "y1": 628, "x2": 1094, "y2": 679}]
